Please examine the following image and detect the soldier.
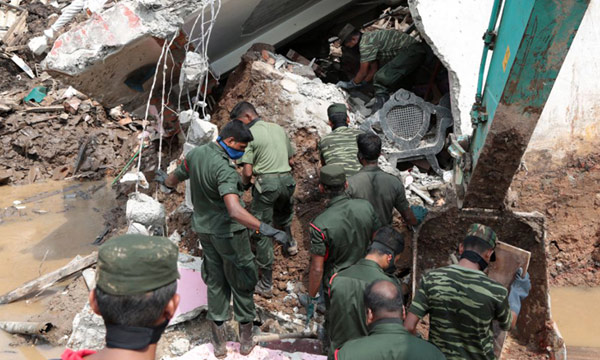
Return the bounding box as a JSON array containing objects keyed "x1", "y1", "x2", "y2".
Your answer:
[
  {"x1": 334, "y1": 279, "x2": 446, "y2": 360},
  {"x1": 336, "y1": 24, "x2": 426, "y2": 113},
  {"x1": 161, "y1": 120, "x2": 289, "y2": 358},
  {"x1": 405, "y1": 224, "x2": 531, "y2": 360},
  {"x1": 61, "y1": 234, "x2": 180, "y2": 360},
  {"x1": 347, "y1": 132, "x2": 418, "y2": 227},
  {"x1": 318, "y1": 103, "x2": 363, "y2": 176},
  {"x1": 304, "y1": 164, "x2": 381, "y2": 321},
  {"x1": 230, "y1": 101, "x2": 298, "y2": 299},
  {"x1": 327, "y1": 226, "x2": 405, "y2": 358}
]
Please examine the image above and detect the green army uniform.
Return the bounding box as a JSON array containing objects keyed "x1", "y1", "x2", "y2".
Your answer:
[
  {"x1": 359, "y1": 29, "x2": 426, "y2": 96},
  {"x1": 309, "y1": 194, "x2": 381, "y2": 295},
  {"x1": 174, "y1": 142, "x2": 258, "y2": 323},
  {"x1": 335, "y1": 318, "x2": 446, "y2": 360},
  {"x1": 409, "y1": 264, "x2": 512, "y2": 360},
  {"x1": 347, "y1": 164, "x2": 410, "y2": 225},
  {"x1": 319, "y1": 127, "x2": 363, "y2": 176},
  {"x1": 327, "y1": 258, "x2": 398, "y2": 357},
  {"x1": 241, "y1": 119, "x2": 295, "y2": 272}
]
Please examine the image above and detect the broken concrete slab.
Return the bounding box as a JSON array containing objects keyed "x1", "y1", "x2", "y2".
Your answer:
[
  {"x1": 186, "y1": 111, "x2": 218, "y2": 146},
  {"x1": 66, "y1": 303, "x2": 105, "y2": 351},
  {"x1": 165, "y1": 342, "x2": 326, "y2": 360},
  {"x1": 125, "y1": 192, "x2": 166, "y2": 229}
]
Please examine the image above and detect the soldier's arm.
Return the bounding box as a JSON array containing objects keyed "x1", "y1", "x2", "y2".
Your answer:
[
  {"x1": 396, "y1": 182, "x2": 418, "y2": 226},
  {"x1": 364, "y1": 62, "x2": 378, "y2": 82},
  {"x1": 404, "y1": 312, "x2": 420, "y2": 334},
  {"x1": 405, "y1": 275, "x2": 430, "y2": 334},
  {"x1": 308, "y1": 254, "x2": 325, "y2": 298},
  {"x1": 165, "y1": 173, "x2": 180, "y2": 188},
  {"x1": 223, "y1": 194, "x2": 261, "y2": 231},
  {"x1": 242, "y1": 164, "x2": 253, "y2": 186},
  {"x1": 400, "y1": 208, "x2": 418, "y2": 227},
  {"x1": 165, "y1": 156, "x2": 191, "y2": 188},
  {"x1": 353, "y1": 62, "x2": 371, "y2": 84}
]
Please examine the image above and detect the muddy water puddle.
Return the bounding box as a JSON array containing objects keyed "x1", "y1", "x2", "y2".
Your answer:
[
  {"x1": 0, "y1": 180, "x2": 116, "y2": 359},
  {"x1": 551, "y1": 287, "x2": 600, "y2": 348}
]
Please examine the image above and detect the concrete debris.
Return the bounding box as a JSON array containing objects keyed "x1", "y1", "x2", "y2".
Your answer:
[
  {"x1": 28, "y1": 35, "x2": 49, "y2": 56},
  {"x1": 120, "y1": 171, "x2": 149, "y2": 189},
  {"x1": 180, "y1": 52, "x2": 208, "y2": 89},
  {"x1": 125, "y1": 192, "x2": 166, "y2": 229},
  {"x1": 127, "y1": 221, "x2": 151, "y2": 236},
  {"x1": 11, "y1": 54, "x2": 35, "y2": 78},
  {"x1": 169, "y1": 230, "x2": 182, "y2": 246},
  {"x1": 170, "y1": 338, "x2": 191, "y2": 356},
  {"x1": 81, "y1": 268, "x2": 96, "y2": 290},
  {"x1": 166, "y1": 342, "x2": 326, "y2": 360},
  {"x1": 67, "y1": 303, "x2": 106, "y2": 351},
  {"x1": 185, "y1": 112, "x2": 218, "y2": 146},
  {"x1": 171, "y1": 254, "x2": 207, "y2": 325}
]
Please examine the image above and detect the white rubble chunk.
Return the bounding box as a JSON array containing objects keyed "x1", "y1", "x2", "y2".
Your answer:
[
  {"x1": 180, "y1": 52, "x2": 208, "y2": 87},
  {"x1": 186, "y1": 113, "x2": 218, "y2": 146},
  {"x1": 28, "y1": 36, "x2": 49, "y2": 56},
  {"x1": 125, "y1": 192, "x2": 165, "y2": 228},
  {"x1": 67, "y1": 303, "x2": 105, "y2": 351},
  {"x1": 170, "y1": 338, "x2": 191, "y2": 356}
]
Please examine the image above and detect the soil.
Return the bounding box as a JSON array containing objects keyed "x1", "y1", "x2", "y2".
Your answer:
[{"x1": 512, "y1": 151, "x2": 600, "y2": 287}]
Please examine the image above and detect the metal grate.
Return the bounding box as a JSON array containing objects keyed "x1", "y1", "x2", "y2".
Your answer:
[{"x1": 385, "y1": 105, "x2": 424, "y2": 140}]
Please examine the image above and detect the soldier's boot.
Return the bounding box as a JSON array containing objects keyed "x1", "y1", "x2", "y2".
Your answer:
[
  {"x1": 284, "y1": 226, "x2": 298, "y2": 256},
  {"x1": 239, "y1": 321, "x2": 255, "y2": 355},
  {"x1": 254, "y1": 269, "x2": 273, "y2": 298},
  {"x1": 368, "y1": 93, "x2": 390, "y2": 115},
  {"x1": 210, "y1": 322, "x2": 227, "y2": 359}
]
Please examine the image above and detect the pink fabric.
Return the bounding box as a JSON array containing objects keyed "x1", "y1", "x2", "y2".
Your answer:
[
  {"x1": 61, "y1": 349, "x2": 96, "y2": 360},
  {"x1": 173, "y1": 267, "x2": 208, "y2": 319}
]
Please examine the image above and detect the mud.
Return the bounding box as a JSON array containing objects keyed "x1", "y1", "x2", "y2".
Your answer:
[
  {"x1": 512, "y1": 152, "x2": 600, "y2": 287},
  {"x1": 550, "y1": 287, "x2": 600, "y2": 348}
]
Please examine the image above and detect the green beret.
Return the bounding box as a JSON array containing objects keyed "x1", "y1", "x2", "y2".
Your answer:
[
  {"x1": 327, "y1": 103, "x2": 347, "y2": 119},
  {"x1": 320, "y1": 164, "x2": 346, "y2": 186},
  {"x1": 96, "y1": 234, "x2": 179, "y2": 296}
]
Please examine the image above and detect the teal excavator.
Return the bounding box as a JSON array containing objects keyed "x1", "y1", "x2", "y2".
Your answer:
[{"x1": 413, "y1": 0, "x2": 589, "y2": 358}]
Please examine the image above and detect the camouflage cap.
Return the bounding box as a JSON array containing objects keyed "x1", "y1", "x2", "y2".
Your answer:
[
  {"x1": 320, "y1": 164, "x2": 346, "y2": 186},
  {"x1": 338, "y1": 23, "x2": 356, "y2": 44},
  {"x1": 465, "y1": 223, "x2": 497, "y2": 248},
  {"x1": 96, "y1": 234, "x2": 179, "y2": 296},
  {"x1": 327, "y1": 103, "x2": 347, "y2": 119}
]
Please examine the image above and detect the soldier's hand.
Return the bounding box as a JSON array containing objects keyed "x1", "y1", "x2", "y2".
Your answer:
[
  {"x1": 508, "y1": 268, "x2": 531, "y2": 315},
  {"x1": 305, "y1": 296, "x2": 319, "y2": 324},
  {"x1": 259, "y1": 223, "x2": 289, "y2": 245},
  {"x1": 155, "y1": 169, "x2": 174, "y2": 193}
]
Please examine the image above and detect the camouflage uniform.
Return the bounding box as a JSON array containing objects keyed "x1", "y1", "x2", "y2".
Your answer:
[
  {"x1": 174, "y1": 142, "x2": 258, "y2": 323},
  {"x1": 319, "y1": 127, "x2": 364, "y2": 176},
  {"x1": 241, "y1": 119, "x2": 296, "y2": 273},
  {"x1": 359, "y1": 29, "x2": 426, "y2": 96},
  {"x1": 408, "y1": 224, "x2": 512, "y2": 360},
  {"x1": 346, "y1": 164, "x2": 410, "y2": 225},
  {"x1": 334, "y1": 318, "x2": 446, "y2": 360}
]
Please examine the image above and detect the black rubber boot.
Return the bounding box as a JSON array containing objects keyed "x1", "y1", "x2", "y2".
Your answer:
[
  {"x1": 254, "y1": 269, "x2": 273, "y2": 298},
  {"x1": 211, "y1": 322, "x2": 227, "y2": 358},
  {"x1": 369, "y1": 93, "x2": 390, "y2": 115},
  {"x1": 239, "y1": 322, "x2": 255, "y2": 355},
  {"x1": 284, "y1": 225, "x2": 298, "y2": 256}
]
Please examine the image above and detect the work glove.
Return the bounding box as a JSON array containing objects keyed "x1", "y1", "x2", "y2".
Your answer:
[
  {"x1": 508, "y1": 268, "x2": 531, "y2": 315},
  {"x1": 155, "y1": 169, "x2": 173, "y2": 194},
  {"x1": 259, "y1": 222, "x2": 289, "y2": 246},
  {"x1": 305, "y1": 295, "x2": 319, "y2": 325},
  {"x1": 336, "y1": 80, "x2": 362, "y2": 90},
  {"x1": 242, "y1": 181, "x2": 253, "y2": 191},
  {"x1": 410, "y1": 205, "x2": 429, "y2": 225}
]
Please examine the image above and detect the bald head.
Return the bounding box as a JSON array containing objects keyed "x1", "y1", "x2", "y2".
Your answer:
[{"x1": 365, "y1": 279, "x2": 404, "y2": 320}]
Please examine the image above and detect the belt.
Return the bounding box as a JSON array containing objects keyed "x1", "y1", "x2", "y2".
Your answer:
[{"x1": 256, "y1": 172, "x2": 291, "y2": 178}]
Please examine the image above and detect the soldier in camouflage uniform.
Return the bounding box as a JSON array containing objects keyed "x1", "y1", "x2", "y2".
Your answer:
[
  {"x1": 335, "y1": 279, "x2": 446, "y2": 360},
  {"x1": 162, "y1": 120, "x2": 289, "y2": 358},
  {"x1": 61, "y1": 234, "x2": 180, "y2": 360},
  {"x1": 318, "y1": 103, "x2": 364, "y2": 176},
  {"x1": 336, "y1": 24, "x2": 426, "y2": 112},
  {"x1": 404, "y1": 224, "x2": 532, "y2": 360},
  {"x1": 230, "y1": 101, "x2": 298, "y2": 299},
  {"x1": 327, "y1": 226, "x2": 405, "y2": 358},
  {"x1": 304, "y1": 164, "x2": 381, "y2": 321}
]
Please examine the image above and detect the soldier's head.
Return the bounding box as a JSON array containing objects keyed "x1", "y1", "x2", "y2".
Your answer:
[
  {"x1": 357, "y1": 133, "x2": 382, "y2": 165},
  {"x1": 217, "y1": 120, "x2": 254, "y2": 159},
  {"x1": 230, "y1": 101, "x2": 259, "y2": 125},
  {"x1": 338, "y1": 24, "x2": 361, "y2": 48},
  {"x1": 319, "y1": 164, "x2": 348, "y2": 197},
  {"x1": 459, "y1": 223, "x2": 497, "y2": 270},
  {"x1": 364, "y1": 279, "x2": 404, "y2": 325},
  {"x1": 367, "y1": 226, "x2": 405, "y2": 273},
  {"x1": 90, "y1": 234, "x2": 180, "y2": 350},
  {"x1": 327, "y1": 103, "x2": 349, "y2": 130}
]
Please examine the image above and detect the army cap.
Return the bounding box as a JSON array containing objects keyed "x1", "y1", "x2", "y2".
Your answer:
[
  {"x1": 338, "y1": 23, "x2": 356, "y2": 44},
  {"x1": 466, "y1": 223, "x2": 497, "y2": 261},
  {"x1": 96, "y1": 234, "x2": 180, "y2": 296},
  {"x1": 373, "y1": 226, "x2": 405, "y2": 254},
  {"x1": 327, "y1": 103, "x2": 347, "y2": 119},
  {"x1": 320, "y1": 164, "x2": 346, "y2": 186}
]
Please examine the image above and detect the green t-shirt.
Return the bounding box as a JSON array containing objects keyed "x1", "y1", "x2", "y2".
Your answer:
[
  {"x1": 409, "y1": 265, "x2": 512, "y2": 360},
  {"x1": 174, "y1": 142, "x2": 245, "y2": 235},
  {"x1": 309, "y1": 194, "x2": 381, "y2": 283},
  {"x1": 347, "y1": 165, "x2": 409, "y2": 225},
  {"x1": 318, "y1": 126, "x2": 363, "y2": 176},
  {"x1": 359, "y1": 29, "x2": 417, "y2": 66},
  {"x1": 240, "y1": 119, "x2": 294, "y2": 174}
]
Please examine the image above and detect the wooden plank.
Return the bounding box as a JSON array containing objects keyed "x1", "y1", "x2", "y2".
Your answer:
[
  {"x1": 0, "y1": 252, "x2": 97, "y2": 304},
  {"x1": 2, "y1": 10, "x2": 26, "y2": 47},
  {"x1": 487, "y1": 241, "x2": 531, "y2": 359}
]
